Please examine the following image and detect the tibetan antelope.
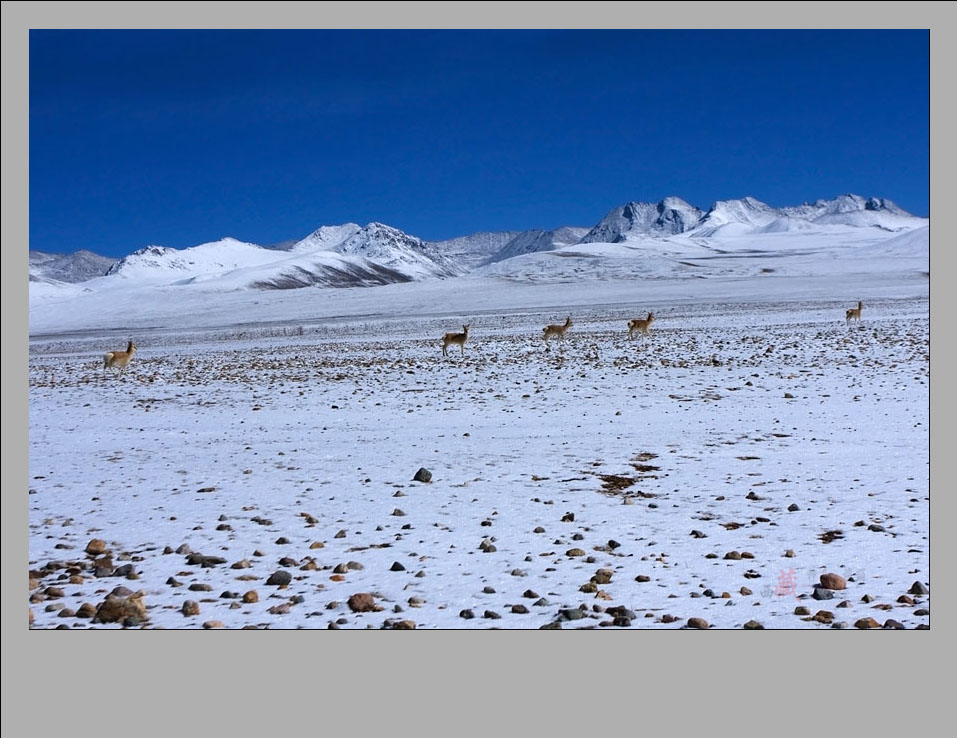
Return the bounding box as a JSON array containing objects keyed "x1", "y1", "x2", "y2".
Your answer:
[
  {"x1": 628, "y1": 312, "x2": 656, "y2": 340},
  {"x1": 103, "y1": 339, "x2": 137, "y2": 371},
  {"x1": 543, "y1": 316, "x2": 573, "y2": 341},
  {"x1": 441, "y1": 324, "x2": 469, "y2": 356},
  {"x1": 845, "y1": 301, "x2": 863, "y2": 325}
]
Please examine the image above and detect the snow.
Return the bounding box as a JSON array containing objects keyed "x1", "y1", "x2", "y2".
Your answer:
[{"x1": 27, "y1": 221, "x2": 929, "y2": 629}]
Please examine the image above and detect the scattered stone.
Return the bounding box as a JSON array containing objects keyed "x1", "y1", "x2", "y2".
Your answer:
[
  {"x1": 275, "y1": 537, "x2": 291, "y2": 545},
  {"x1": 908, "y1": 581, "x2": 929, "y2": 595},
  {"x1": 85, "y1": 539, "x2": 108, "y2": 556},
  {"x1": 705, "y1": 553, "x2": 718, "y2": 559},
  {"x1": 459, "y1": 609, "x2": 475, "y2": 619},
  {"x1": 591, "y1": 569, "x2": 613, "y2": 585},
  {"x1": 787, "y1": 504, "x2": 800, "y2": 512},
  {"x1": 566, "y1": 548, "x2": 586, "y2": 557},
  {"x1": 181, "y1": 600, "x2": 200, "y2": 617},
  {"x1": 794, "y1": 606, "x2": 811, "y2": 616},
  {"x1": 203, "y1": 620, "x2": 225, "y2": 629},
  {"x1": 479, "y1": 540, "x2": 497, "y2": 553},
  {"x1": 812, "y1": 587, "x2": 834, "y2": 601},
  {"x1": 278, "y1": 557, "x2": 299, "y2": 567},
  {"x1": 75, "y1": 603, "x2": 96, "y2": 619},
  {"x1": 523, "y1": 589, "x2": 539, "y2": 599},
  {"x1": 812, "y1": 611, "x2": 834, "y2": 624},
  {"x1": 413, "y1": 468, "x2": 432, "y2": 483},
  {"x1": 390, "y1": 561, "x2": 406, "y2": 572},
  {"x1": 861, "y1": 594, "x2": 875, "y2": 603},
  {"x1": 533, "y1": 527, "x2": 545, "y2": 534},
  {"x1": 408, "y1": 597, "x2": 425, "y2": 608},
  {"x1": 854, "y1": 617, "x2": 881, "y2": 629},
  {"x1": 266, "y1": 570, "x2": 292, "y2": 586},
  {"x1": 820, "y1": 573, "x2": 846, "y2": 590},
  {"x1": 607, "y1": 539, "x2": 621, "y2": 549},
  {"x1": 897, "y1": 595, "x2": 915, "y2": 605},
  {"x1": 660, "y1": 615, "x2": 679, "y2": 624},
  {"x1": 482, "y1": 586, "x2": 496, "y2": 594},
  {"x1": 268, "y1": 604, "x2": 291, "y2": 615},
  {"x1": 334, "y1": 530, "x2": 347, "y2": 539},
  {"x1": 483, "y1": 610, "x2": 501, "y2": 620},
  {"x1": 740, "y1": 587, "x2": 752, "y2": 596},
  {"x1": 579, "y1": 582, "x2": 598, "y2": 593},
  {"x1": 635, "y1": 575, "x2": 651, "y2": 583},
  {"x1": 868, "y1": 524, "x2": 885, "y2": 532},
  {"x1": 724, "y1": 551, "x2": 742, "y2": 560},
  {"x1": 392, "y1": 508, "x2": 406, "y2": 517},
  {"x1": 559, "y1": 608, "x2": 585, "y2": 621},
  {"x1": 511, "y1": 604, "x2": 529, "y2": 614},
  {"x1": 383, "y1": 619, "x2": 416, "y2": 630},
  {"x1": 690, "y1": 530, "x2": 707, "y2": 538},
  {"x1": 188, "y1": 583, "x2": 212, "y2": 592},
  {"x1": 540, "y1": 621, "x2": 562, "y2": 630},
  {"x1": 743, "y1": 620, "x2": 764, "y2": 629},
  {"x1": 561, "y1": 512, "x2": 575, "y2": 522},
  {"x1": 883, "y1": 619, "x2": 905, "y2": 630},
  {"x1": 687, "y1": 617, "x2": 709, "y2": 629},
  {"x1": 309, "y1": 541, "x2": 325, "y2": 550},
  {"x1": 347, "y1": 593, "x2": 378, "y2": 613},
  {"x1": 94, "y1": 593, "x2": 147, "y2": 624},
  {"x1": 914, "y1": 609, "x2": 930, "y2": 616}
]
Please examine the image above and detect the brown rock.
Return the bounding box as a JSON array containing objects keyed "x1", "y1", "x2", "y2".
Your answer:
[
  {"x1": 242, "y1": 590, "x2": 259, "y2": 603},
  {"x1": 566, "y1": 548, "x2": 586, "y2": 557},
  {"x1": 309, "y1": 541, "x2": 325, "y2": 549},
  {"x1": 202, "y1": 621, "x2": 225, "y2": 629},
  {"x1": 182, "y1": 600, "x2": 200, "y2": 616},
  {"x1": 740, "y1": 587, "x2": 753, "y2": 596},
  {"x1": 591, "y1": 569, "x2": 614, "y2": 585},
  {"x1": 794, "y1": 606, "x2": 811, "y2": 616},
  {"x1": 743, "y1": 620, "x2": 764, "y2": 629},
  {"x1": 819, "y1": 573, "x2": 846, "y2": 590},
  {"x1": 94, "y1": 593, "x2": 147, "y2": 623},
  {"x1": 812, "y1": 610, "x2": 834, "y2": 624},
  {"x1": 854, "y1": 617, "x2": 881, "y2": 629},
  {"x1": 85, "y1": 539, "x2": 108, "y2": 556},
  {"x1": 75, "y1": 603, "x2": 97, "y2": 619},
  {"x1": 348, "y1": 593, "x2": 378, "y2": 613},
  {"x1": 687, "y1": 617, "x2": 710, "y2": 629}
]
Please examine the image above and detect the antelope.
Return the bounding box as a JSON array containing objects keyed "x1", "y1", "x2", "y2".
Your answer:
[
  {"x1": 441, "y1": 324, "x2": 469, "y2": 356},
  {"x1": 628, "y1": 312, "x2": 656, "y2": 340},
  {"x1": 845, "y1": 301, "x2": 863, "y2": 325},
  {"x1": 543, "y1": 316, "x2": 573, "y2": 341},
  {"x1": 103, "y1": 339, "x2": 137, "y2": 370}
]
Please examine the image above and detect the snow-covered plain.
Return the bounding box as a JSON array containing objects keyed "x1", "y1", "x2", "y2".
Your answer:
[{"x1": 27, "y1": 222, "x2": 929, "y2": 630}]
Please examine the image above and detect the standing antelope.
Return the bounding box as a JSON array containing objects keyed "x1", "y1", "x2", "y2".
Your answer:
[
  {"x1": 103, "y1": 339, "x2": 137, "y2": 371},
  {"x1": 441, "y1": 324, "x2": 469, "y2": 356},
  {"x1": 845, "y1": 301, "x2": 863, "y2": 325},
  {"x1": 543, "y1": 316, "x2": 573, "y2": 341},
  {"x1": 628, "y1": 312, "x2": 656, "y2": 340}
]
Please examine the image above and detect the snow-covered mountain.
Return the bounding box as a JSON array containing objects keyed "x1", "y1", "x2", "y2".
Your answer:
[
  {"x1": 581, "y1": 197, "x2": 705, "y2": 243},
  {"x1": 29, "y1": 249, "x2": 117, "y2": 283},
  {"x1": 779, "y1": 194, "x2": 923, "y2": 230},
  {"x1": 581, "y1": 194, "x2": 926, "y2": 243},
  {"x1": 103, "y1": 239, "x2": 283, "y2": 284},
  {"x1": 485, "y1": 226, "x2": 590, "y2": 264},
  {"x1": 290, "y1": 223, "x2": 362, "y2": 254},
  {"x1": 328, "y1": 222, "x2": 461, "y2": 279},
  {"x1": 426, "y1": 230, "x2": 522, "y2": 271}
]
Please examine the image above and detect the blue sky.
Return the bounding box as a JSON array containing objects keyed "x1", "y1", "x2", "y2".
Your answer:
[{"x1": 29, "y1": 29, "x2": 929, "y2": 258}]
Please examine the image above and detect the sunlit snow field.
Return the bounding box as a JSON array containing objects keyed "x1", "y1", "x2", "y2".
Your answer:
[{"x1": 27, "y1": 230, "x2": 930, "y2": 629}]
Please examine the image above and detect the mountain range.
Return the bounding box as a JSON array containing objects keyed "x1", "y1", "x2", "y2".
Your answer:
[{"x1": 28, "y1": 194, "x2": 927, "y2": 289}]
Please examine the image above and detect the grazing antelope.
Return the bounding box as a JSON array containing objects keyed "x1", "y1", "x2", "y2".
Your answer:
[
  {"x1": 103, "y1": 339, "x2": 137, "y2": 371},
  {"x1": 845, "y1": 301, "x2": 863, "y2": 325},
  {"x1": 543, "y1": 316, "x2": 573, "y2": 341},
  {"x1": 441, "y1": 324, "x2": 469, "y2": 356},
  {"x1": 628, "y1": 312, "x2": 656, "y2": 340}
]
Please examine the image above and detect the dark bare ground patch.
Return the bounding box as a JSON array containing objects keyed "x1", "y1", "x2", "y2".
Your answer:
[{"x1": 819, "y1": 530, "x2": 844, "y2": 544}]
